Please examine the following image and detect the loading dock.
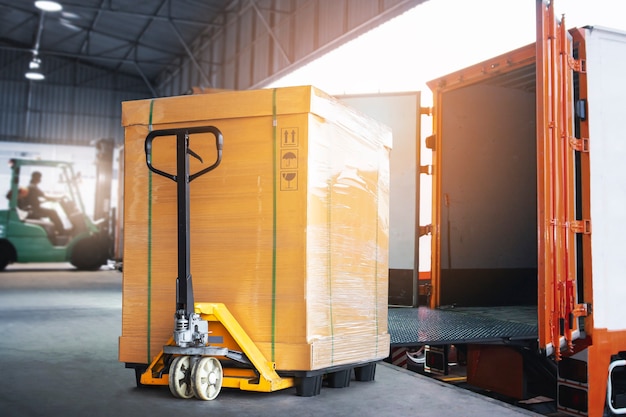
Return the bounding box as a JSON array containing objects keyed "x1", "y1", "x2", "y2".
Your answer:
[
  {"x1": 0, "y1": 264, "x2": 538, "y2": 417},
  {"x1": 389, "y1": 306, "x2": 538, "y2": 346}
]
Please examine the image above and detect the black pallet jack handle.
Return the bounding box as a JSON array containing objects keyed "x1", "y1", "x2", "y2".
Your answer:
[{"x1": 145, "y1": 126, "x2": 223, "y2": 318}]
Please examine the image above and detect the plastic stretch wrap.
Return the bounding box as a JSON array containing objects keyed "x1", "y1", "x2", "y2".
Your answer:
[{"x1": 119, "y1": 86, "x2": 391, "y2": 371}]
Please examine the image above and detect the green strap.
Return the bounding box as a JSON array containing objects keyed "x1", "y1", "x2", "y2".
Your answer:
[
  {"x1": 328, "y1": 178, "x2": 334, "y2": 364},
  {"x1": 147, "y1": 99, "x2": 154, "y2": 362},
  {"x1": 375, "y1": 167, "x2": 379, "y2": 356},
  {"x1": 271, "y1": 89, "x2": 277, "y2": 362}
]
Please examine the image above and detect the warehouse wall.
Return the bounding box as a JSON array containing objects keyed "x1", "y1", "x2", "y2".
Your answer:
[
  {"x1": 0, "y1": 0, "x2": 428, "y2": 148},
  {"x1": 0, "y1": 49, "x2": 151, "y2": 146},
  {"x1": 156, "y1": 0, "x2": 426, "y2": 95}
]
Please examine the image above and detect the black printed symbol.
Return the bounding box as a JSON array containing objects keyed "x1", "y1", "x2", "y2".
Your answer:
[
  {"x1": 281, "y1": 172, "x2": 297, "y2": 190},
  {"x1": 283, "y1": 152, "x2": 296, "y2": 167},
  {"x1": 284, "y1": 130, "x2": 296, "y2": 145},
  {"x1": 281, "y1": 128, "x2": 298, "y2": 147}
]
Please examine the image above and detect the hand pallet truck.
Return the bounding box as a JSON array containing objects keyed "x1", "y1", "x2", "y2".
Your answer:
[{"x1": 139, "y1": 126, "x2": 295, "y2": 400}]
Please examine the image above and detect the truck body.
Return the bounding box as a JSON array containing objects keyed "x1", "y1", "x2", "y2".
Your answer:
[
  {"x1": 412, "y1": 4, "x2": 626, "y2": 416},
  {"x1": 346, "y1": 2, "x2": 626, "y2": 415}
]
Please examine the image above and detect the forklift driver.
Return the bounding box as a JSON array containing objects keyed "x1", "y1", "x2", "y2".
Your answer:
[{"x1": 21, "y1": 171, "x2": 66, "y2": 235}]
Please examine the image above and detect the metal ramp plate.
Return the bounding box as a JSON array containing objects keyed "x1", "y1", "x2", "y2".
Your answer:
[{"x1": 388, "y1": 306, "x2": 538, "y2": 347}]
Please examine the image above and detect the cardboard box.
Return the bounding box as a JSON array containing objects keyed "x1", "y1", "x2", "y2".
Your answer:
[{"x1": 119, "y1": 86, "x2": 391, "y2": 371}]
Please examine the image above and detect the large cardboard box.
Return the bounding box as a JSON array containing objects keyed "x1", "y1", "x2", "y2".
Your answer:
[{"x1": 119, "y1": 86, "x2": 391, "y2": 372}]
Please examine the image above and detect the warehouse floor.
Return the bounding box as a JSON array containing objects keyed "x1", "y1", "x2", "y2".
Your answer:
[{"x1": 0, "y1": 263, "x2": 540, "y2": 417}]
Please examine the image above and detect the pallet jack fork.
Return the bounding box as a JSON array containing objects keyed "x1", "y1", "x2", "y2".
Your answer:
[{"x1": 141, "y1": 127, "x2": 294, "y2": 400}]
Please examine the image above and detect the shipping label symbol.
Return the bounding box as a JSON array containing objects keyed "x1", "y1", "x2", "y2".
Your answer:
[
  {"x1": 281, "y1": 128, "x2": 298, "y2": 147},
  {"x1": 281, "y1": 149, "x2": 298, "y2": 169},
  {"x1": 280, "y1": 171, "x2": 298, "y2": 191}
]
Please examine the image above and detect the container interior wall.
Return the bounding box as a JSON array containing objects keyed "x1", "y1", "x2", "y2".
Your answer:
[{"x1": 440, "y1": 71, "x2": 537, "y2": 307}]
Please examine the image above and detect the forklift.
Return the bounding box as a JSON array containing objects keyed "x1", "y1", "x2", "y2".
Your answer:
[{"x1": 0, "y1": 156, "x2": 111, "y2": 271}]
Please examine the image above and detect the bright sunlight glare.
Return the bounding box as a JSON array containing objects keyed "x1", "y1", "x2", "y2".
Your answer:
[{"x1": 268, "y1": 0, "x2": 626, "y2": 103}]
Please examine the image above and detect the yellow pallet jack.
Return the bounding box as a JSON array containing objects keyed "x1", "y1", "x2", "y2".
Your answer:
[{"x1": 139, "y1": 127, "x2": 295, "y2": 400}]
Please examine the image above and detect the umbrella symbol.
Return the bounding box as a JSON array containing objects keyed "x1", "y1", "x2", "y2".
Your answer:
[{"x1": 282, "y1": 152, "x2": 297, "y2": 167}]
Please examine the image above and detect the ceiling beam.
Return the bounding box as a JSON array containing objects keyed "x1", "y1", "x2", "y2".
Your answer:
[
  {"x1": 0, "y1": 44, "x2": 172, "y2": 67},
  {"x1": 58, "y1": 2, "x2": 223, "y2": 28},
  {"x1": 250, "y1": 0, "x2": 291, "y2": 64},
  {"x1": 168, "y1": 19, "x2": 212, "y2": 87}
]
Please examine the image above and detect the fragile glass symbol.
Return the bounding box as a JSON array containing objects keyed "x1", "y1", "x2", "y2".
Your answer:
[{"x1": 282, "y1": 172, "x2": 296, "y2": 188}]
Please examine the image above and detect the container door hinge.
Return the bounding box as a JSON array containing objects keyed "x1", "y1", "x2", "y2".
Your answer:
[
  {"x1": 425, "y1": 135, "x2": 436, "y2": 151},
  {"x1": 569, "y1": 137, "x2": 589, "y2": 152},
  {"x1": 568, "y1": 57, "x2": 586, "y2": 73},
  {"x1": 420, "y1": 165, "x2": 433, "y2": 175},
  {"x1": 570, "y1": 219, "x2": 591, "y2": 234},
  {"x1": 572, "y1": 302, "x2": 591, "y2": 318},
  {"x1": 420, "y1": 106, "x2": 433, "y2": 116},
  {"x1": 418, "y1": 282, "x2": 432, "y2": 297},
  {"x1": 419, "y1": 224, "x2": 432, "y2": 237}
]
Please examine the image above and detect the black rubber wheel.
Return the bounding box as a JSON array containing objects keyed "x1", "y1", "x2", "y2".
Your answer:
[
  {"x1": 0, "y1": 240, "x2": 16, "y2": 271},
  {"x1": 70, "y1": 235, "x2": 109, "y2": 270}
]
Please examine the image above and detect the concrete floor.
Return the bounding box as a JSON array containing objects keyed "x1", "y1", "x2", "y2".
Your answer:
[{"x1": 0, "y1": 263, "x2": 541, "y2": 417}]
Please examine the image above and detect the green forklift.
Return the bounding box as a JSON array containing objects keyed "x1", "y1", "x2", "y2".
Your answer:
[{"x1": 0, "y1": 157, "x2": 112, "y2": 271}]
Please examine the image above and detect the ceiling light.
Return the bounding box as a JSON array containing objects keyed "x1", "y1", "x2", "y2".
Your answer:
[
  {"x1": 25, "y1": 69, "x2": 45, "y2": 81},
  {"x1": 29, "y1": 57, "x2": 41, "y2": 70},
  {"x1": 59, "y1": 18, "x2": 80, "y2": 31},
  {"x1": 25, "y1": 56, "x2": 45, "y2": 80},
  {"x1": 34, "y1": 1, "x2": 63, "y2": 12},
  {"x1": 61, "y1": 11, "x2": 79, "y2": 19}
]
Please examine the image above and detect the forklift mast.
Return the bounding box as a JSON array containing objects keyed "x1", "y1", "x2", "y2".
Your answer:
[{"x1": 93, "y1": 138, "x2": 114, "y2": 224}]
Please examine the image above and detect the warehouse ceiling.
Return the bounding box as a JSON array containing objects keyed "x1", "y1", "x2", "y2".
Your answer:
[
  {"x1": 0, "y1": 0, "x2": 235, "y2": 82},
  {"x1": 0, "y1": 0, "x2": 427, "y2": 91}
]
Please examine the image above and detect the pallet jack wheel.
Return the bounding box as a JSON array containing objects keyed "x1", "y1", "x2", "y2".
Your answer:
[
  {"x1": 192, "y1": 357, "x2": 223, "y2": 400},
  {"x1": 169, "y1": 356, "x2": 194, "y2": 399}
]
